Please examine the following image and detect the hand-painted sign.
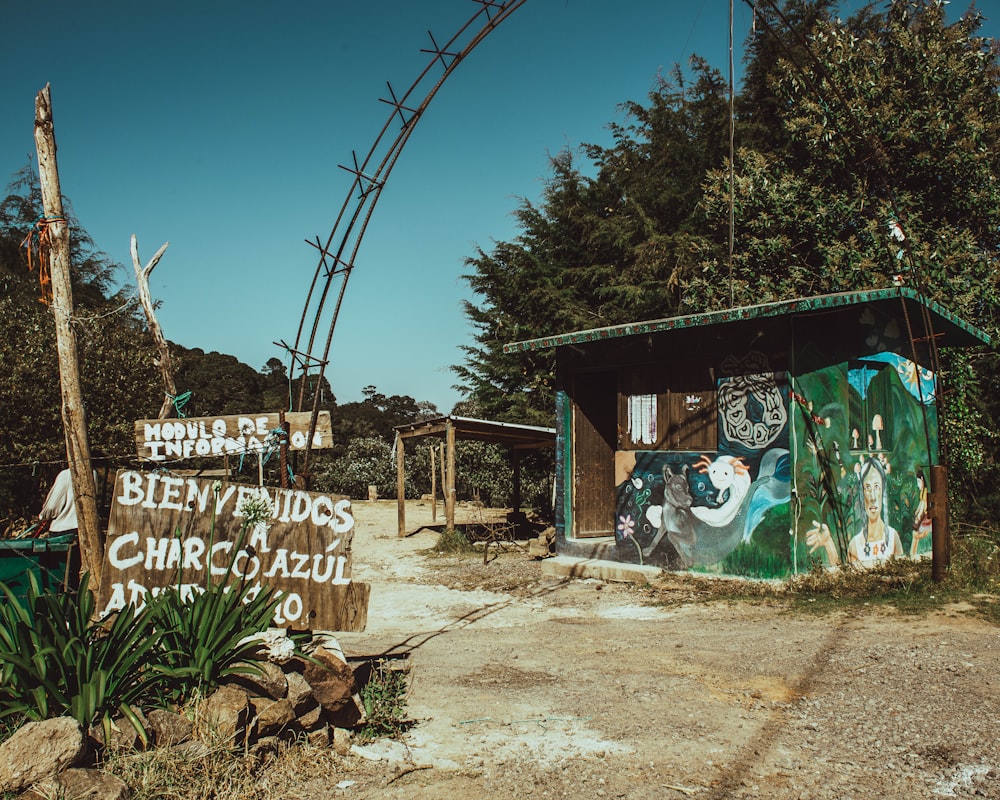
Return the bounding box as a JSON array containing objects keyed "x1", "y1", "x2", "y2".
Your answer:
[
  {"x1": 97, "y1": 470, "x2": 369, "y2": 631},
  {"x1": 133, "y1": 411, "x2": 333, "y2": 461}
]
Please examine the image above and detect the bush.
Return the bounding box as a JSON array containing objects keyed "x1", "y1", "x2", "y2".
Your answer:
[{"x1": 0, "y1": 573, "x2": 169, "y2": 745}]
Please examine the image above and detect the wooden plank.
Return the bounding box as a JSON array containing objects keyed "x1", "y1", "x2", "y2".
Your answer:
[
  {"x1": 97, "y1": 470, "x2": 369, "y2": 631},
  {"x1": 573, "y1": 371, "x2": 617, "y2": 538},
  {"x1": 134, "y1": 411, "x2": 333, "y2": 461}
]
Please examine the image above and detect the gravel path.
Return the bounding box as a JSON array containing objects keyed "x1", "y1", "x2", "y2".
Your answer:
[{"x1": 314, "y1": 501, "x2": 1000, "y2": 800}]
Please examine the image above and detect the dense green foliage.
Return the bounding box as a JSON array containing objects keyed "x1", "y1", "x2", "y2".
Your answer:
[{"x1": 456, "y1": 0, "x2": 1000, "y2": 521}]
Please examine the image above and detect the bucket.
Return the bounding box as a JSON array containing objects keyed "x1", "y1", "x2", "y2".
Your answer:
[{"x1": 0, "y1": 533, "x2": 78, "y2": 603}]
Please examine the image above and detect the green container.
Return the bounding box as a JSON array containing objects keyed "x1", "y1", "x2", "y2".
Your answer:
[{"x1": 0, "y1": 534, "x2": 78, "y2": 603}]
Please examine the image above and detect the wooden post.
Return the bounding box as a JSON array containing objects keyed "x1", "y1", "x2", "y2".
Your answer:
[
  {"x1": 512, "y1": 448, "x2": 522, "y2": 514},
  {"x1": 34, "y1": 85, "x2": 102, "y2": 588},
  {"x1": 279, "y1": 413, "x2": 290, "y2": 489},
  {"x1": 439, "y1": 442, "x2": 446, "y2": 503},
  {"x1": 930, "y1": 465, "x2": 950, "y2": 582},
  {"x1": 429, "y1": 444, "x2": 437, "y2": 522},
  {"x1": 130, "y1": 236, "x2": 174, "y2": 418},
  {"x1": 396, "y1": 435, "x2": 406, "y2": 537},
  {"x1": 445, "y1": 420, "x2": 456, "y2": 531}
]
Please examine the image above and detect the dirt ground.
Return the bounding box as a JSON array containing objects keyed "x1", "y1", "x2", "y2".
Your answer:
[{"x1": 303, "y1": 499, "x2": 1000, "y2": 800}]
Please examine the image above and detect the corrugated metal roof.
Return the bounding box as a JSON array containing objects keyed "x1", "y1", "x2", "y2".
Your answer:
[
  {"x1": 503, "y1": 288, "x2": 992, "y2": 353},
  {"x1": 394, "y1": 415, "x2": 555, "y2": 448}
]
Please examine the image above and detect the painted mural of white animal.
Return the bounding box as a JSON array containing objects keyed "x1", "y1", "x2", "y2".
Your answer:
[
  {"x1": 690, "y1": 454, "x2": 751, "y2": 528},
  {"x1": 641, "y1": 449, "x2": 791, "y2": 567}
]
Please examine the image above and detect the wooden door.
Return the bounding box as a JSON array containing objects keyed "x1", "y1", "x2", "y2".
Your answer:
[{"x1": 572, "y1": 370, "x2": 617, "y2": 538}]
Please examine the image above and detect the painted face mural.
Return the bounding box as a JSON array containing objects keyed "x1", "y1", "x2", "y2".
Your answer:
[
  {"x1": 862, "y1": 465, "x2": 883, "y2": 526},
  {"x1": 794, "y1": 331, "x2": 937, "y2": 570}
]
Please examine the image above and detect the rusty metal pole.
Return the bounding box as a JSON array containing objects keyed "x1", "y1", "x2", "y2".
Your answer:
[
  {"x1": 34, "y1": 84, "x2": 103, "y2": 589},
  {"x1": 930, "y1": 465, "x2": 950, "y2": 582}
]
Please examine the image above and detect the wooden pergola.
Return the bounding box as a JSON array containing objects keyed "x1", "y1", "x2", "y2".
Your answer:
[{"x1": 393, "y1": 415, "x2": 555, "y2": 536}]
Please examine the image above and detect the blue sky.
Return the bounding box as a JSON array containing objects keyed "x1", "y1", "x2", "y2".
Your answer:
[{"x1": 2, "y1": 1, "x2": 994, "y2": 414}]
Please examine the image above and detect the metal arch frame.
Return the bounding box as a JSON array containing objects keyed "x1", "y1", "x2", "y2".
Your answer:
[{"x1": 288, "y1": 0, "x2": 527, "y2": 475}]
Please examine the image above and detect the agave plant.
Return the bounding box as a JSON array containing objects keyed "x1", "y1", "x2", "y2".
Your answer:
[
  {"x1": 0, "y1": 572, "x2": 169, "y2": 745},
  {"x1": 149, "y1": 487, "x2": 281, "y2": 700}
]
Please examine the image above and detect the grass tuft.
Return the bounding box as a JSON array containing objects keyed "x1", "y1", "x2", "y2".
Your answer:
[
  {"x1": 356, "y1": 659, "x2": 411, "y2": 742},
  {"x1": 639, "y1": 526, "x2": 1000, "y2": 622},
  {"x1": 429, "y1": 527, "x2": 475, "y2": 555}
]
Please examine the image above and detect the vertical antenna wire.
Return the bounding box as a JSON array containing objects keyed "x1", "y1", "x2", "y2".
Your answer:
[{"x1": 728, "y1": 0, "x2": 736, "y2": 307}]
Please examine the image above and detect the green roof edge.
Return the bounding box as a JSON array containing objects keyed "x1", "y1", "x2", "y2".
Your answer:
[{"x1": 502, "y1": 288, "x2": 993, "y2": 353}]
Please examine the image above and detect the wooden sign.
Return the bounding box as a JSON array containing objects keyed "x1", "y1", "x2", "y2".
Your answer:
[
  {"x1": 98, "y1": 470, "x2": 369, "y2": 632},
  {"x1": 134, "y1": 411, "x2": 333, "y2": 461}
]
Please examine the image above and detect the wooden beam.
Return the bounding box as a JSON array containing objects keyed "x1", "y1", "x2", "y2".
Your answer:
[
  {"x1": 430, "y1": 444, "x2": 437, "y2": 523},
  {"x1": 34, "y1": 85, "x2": 102, "y2": 589},
  {"x1": 445, "y1": 420, "x2": 456, "y2": 530},
  {"x1": 396, "y1": 435, "x2": 406, "y2": 537},
  {"x1": 930, "y1": 465, "x2": 950, "y2": 582}
]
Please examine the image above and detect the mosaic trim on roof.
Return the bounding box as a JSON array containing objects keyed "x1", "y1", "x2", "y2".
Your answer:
[{"x1": 502, "y1": 288, "x2": 991, "y2": 353}]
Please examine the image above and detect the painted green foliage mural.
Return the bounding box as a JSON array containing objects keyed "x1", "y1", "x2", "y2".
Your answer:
[{"x1": 794, "y1": 346, "x2": 936, "y2": 570}]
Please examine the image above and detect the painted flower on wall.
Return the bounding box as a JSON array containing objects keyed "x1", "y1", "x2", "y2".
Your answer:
[{"x1": 617, "y1": 514, "x2": 636, "y2": 540}]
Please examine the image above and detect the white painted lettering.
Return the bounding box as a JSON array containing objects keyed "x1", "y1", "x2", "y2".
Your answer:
[
  {"x1": 108, "y1": 531, "x2": 142, "y2": 569},
  {"x1": 118, "y1": 472, "x2": 145, "y2": 506},
  {"x1": 160, "y1": 476, "x2": 184, "y2": 510},
  {"x1": 333, "y1": 499, "x2": 354, "y2": 533}
]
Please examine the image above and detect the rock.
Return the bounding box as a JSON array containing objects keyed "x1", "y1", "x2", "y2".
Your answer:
[
  {"x1": 229, "y1": 661, "x2": 288, "y2": 700},
  {"x1": 237, "y1": 628, "x2": 297, "y2": 663},
  {"x1": 285, "y1": 670, "x2": 317, "y2": 715},
  {"x1": 302, "y1": 646, "x2": 356, "y2": 715},
  {"x1": 202, "y1": 685, "x2": 250, "y2": 744},
  {"x1": 528, "y1": 538, "x2": 553, "y2": 559},
  {"x1": 297, "y1": 703, "x2": 324, "y2": 731},
  {"x1": 327, "y1": 693, "x2": 364, "y2": 729},
  {"x1": 146, "y1": 708, "x2": 193, "y2": 747},
  {"x1": 253, "y1": 697, "x2": 295, "y2": 738},
  {"x1": 88, "y1": 711, "x2": 147, "y2": 752},
  {"x1": 307, "y1": 723, "x2": 331, "y2": 747},
  {"x1": 300, "y1": 632, "x2": 345, "y2": 660},
  {"x1": 22, "y1": 768, "x2": 129, "y2": 800},
  {"x1": 0, "y1": 717, "x2": 86, "y2": 794},
  {"x1": 331, "y1": 727, "x2": 354, "y2": 757}
]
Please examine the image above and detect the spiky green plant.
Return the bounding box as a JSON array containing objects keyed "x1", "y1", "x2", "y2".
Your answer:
[
  {"x1": 0, "y1": 572, "x2": 169, "y2": 745},
  {"x1": 149, "y1": 486, "x2": 280, "y2": 700}
]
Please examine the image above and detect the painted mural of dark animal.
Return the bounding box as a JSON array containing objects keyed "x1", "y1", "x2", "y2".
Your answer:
[{"x1": 643, "y1": 465, "x2": 697, "y2": 567}]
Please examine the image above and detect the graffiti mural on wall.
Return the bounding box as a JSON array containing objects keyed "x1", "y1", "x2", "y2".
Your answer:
[
  {"x1": 793, "y1": 348, "x2": 937, "y2": 570},
  {"x1": 614, "y1": 357, "x2": 793, "y2": 577}
]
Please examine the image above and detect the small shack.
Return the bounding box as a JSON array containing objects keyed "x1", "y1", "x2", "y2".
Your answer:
[
  {"x1": 504, "y1": 289, "x2": 991, "y2": 578},
  {"x1": 393, "y1": 415, "x2": 555, "y2": 536}
]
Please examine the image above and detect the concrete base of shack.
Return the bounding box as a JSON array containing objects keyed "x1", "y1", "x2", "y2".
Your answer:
[{"x1": 541, "y1": 555, "x2": 663, "y2": 584}]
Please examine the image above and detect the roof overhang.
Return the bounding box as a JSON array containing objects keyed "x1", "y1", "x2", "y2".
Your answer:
[
  {"x1": 503, "y1": 288, "x2": 993, "y2": 354},
  {"x1": 394, "y1": 415, "x2": 555, "y2": 449}
]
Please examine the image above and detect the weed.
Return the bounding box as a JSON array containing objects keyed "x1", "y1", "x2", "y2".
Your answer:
[
  {"x1": 429, "y1": 527, "x2": 475, "y2": 555},
  {"x1": 101, "y1": 734, "x2": 344, "y2": 800},
  {"x1": 356, "y1": 659, "x2": 410, "y2": 742},
  {"x1": 639, "y1": 525, "x2": 1000, "y2": 621}
]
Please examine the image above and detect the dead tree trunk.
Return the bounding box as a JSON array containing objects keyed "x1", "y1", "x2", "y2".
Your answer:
[
  {"x1": 34, "y1": 84, "x2": 103, "y2": 588},
  {"x1": 130, "y1": 235, "x2": 175, "y2": 418}
]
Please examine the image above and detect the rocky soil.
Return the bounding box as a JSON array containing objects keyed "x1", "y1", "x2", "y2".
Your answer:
[{"x1": 303, "y1": 500, "x2": 1000, "y2": 799}]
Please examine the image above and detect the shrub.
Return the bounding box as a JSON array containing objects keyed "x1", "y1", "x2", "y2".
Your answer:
[{"x1": 0, "y1": 573, "x2": 169, "y2": 745}]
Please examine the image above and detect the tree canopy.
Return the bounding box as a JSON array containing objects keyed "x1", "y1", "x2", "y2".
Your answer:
[{"x1": 455, "y1": 0, "x2": 1000, "y2": 517}]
